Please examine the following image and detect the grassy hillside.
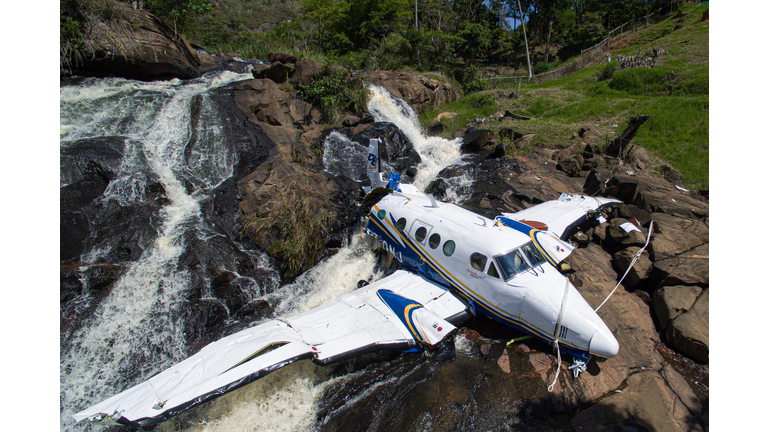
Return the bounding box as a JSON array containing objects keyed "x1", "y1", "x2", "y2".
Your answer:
[{"x1": 422, "y1": 2, "x2": 709, "y2": 191}]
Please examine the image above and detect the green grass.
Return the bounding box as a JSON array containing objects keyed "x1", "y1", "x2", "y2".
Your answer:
[{"x1": 421, "y1": 2, "x2": 709, "y2": 190}]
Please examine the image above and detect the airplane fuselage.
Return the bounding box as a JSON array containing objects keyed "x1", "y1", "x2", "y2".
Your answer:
[{"x1": 365, "y1": 190, "x2": 619, "y2": 360}]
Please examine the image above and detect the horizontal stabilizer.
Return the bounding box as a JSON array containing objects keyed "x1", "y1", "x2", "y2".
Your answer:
[{"x1": 376, "y1": 289, "x2": 456, "y2": 346}]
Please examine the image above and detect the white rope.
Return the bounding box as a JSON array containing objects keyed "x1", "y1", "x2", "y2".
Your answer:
[
  {"x1": 595, "y1": 220, "x2": 654, "y2": 313},
  {"x1": 548, "y1": 278, "x2": 570, "y2": 392}
]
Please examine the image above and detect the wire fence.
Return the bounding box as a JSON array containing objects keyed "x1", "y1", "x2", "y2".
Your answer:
[{"x1": 481, "y1": 5, "x2": 675, "y2": 89}]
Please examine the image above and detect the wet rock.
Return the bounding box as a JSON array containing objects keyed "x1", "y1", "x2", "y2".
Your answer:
[
  {"x1": 347, "y1": 122, "x2": 422, "y2": 183},
  {"x1": 60, "y1": 136, "x2": 168, "y2": 263},
  {"x1": 425, "y1": 178, "x2": 449, "y2": 200},
  {"x1": 235, "y1": 299, "x2": 275, "y2": 320},
  {"x1": 652, "y1": 285, "x2": 703, "y2": 331},
  {"x1": 665, "y1": 288, "x2": 709, "y2": 363},
  {"x1": 81, "y1": 263, "x2": 124, "y2": 293},
  {"x1": 210, "y1": 269, "x2": 249, "y2": 313}
]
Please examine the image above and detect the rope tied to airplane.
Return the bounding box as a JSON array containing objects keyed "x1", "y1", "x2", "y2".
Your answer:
[
  {"x1": 549, "y1": 220, "x2": 653, "y2": 392},
  {"x1": 548, "y1": 278, "x2": 571, "y2": 392},
  {"x1": 594, "y1": 220, "x2": 654, "y2": 313}
]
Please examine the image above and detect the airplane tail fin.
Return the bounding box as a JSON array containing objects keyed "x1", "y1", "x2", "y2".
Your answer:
[{"x1": 365, "y1": 138, "x2": 387, "y2": 193}]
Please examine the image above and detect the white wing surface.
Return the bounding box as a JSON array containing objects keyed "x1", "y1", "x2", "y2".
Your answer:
[
  {"x1": 73, "y1": 271, "x2": 469, "y2": 427},
  {"x1": 502, "y1": 193, "x2": 620, "y2": 239}
]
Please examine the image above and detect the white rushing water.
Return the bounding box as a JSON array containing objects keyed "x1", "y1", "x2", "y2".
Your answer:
[
  {"x1": 60, "y1": 70, "x2": 270, "y2": 431},
  {"x1": 366, "y1": 84, "x2": 464, "y2": 191},
  {"x1": 61, "y1": 77, "x2": 464, "y2": 431}
]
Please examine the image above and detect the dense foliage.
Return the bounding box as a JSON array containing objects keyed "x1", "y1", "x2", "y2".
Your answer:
[{"x1": 177, "y1": 0, "x2": 680, "y2": 90}]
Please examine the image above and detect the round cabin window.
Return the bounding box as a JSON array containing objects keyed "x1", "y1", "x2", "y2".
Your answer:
[
  {"x1": 415, "y1": 226, "x2": 427, "y2": 243},
  {"x1": 396, "y1": 217, "x2": 407, "y2": 231},
  {"x1": 428, "y1": 233, "x2": 441, "y2": 249},
  {"x1": 443, "y1": 240, "x2": 456, "y2": 256},
  {"x1": 377, "y1": 209, "x2": 386, "y2": 220}
]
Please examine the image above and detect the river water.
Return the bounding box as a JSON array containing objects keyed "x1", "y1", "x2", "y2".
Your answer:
[{"x1": 60, "y1": 74, "x2": 465, "y2": 431}]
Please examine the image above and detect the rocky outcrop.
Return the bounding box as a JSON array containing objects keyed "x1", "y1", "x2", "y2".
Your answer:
[
  {"x1": 232, "y1": 76, "x2": 361, "y2": 278},
  {"x1": 360, "y1": 70, "x2": 462, "y2": 112},
  {"x1": 64, "y1": 1, "x2": 201, "y2": 80}
]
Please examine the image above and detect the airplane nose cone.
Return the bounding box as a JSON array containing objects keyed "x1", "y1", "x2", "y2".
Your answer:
[{"x1": 589, "y1": 329, "x2": 619, "y2": 358}]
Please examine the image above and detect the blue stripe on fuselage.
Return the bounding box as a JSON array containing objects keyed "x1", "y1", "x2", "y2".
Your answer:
[{"x1": 366, "y1": 210, "x2": 587, "y2": 354}]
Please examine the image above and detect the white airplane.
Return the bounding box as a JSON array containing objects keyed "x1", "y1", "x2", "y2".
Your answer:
[{"x1": 73, "y1": 138, "x2": 620, "y2": 428}]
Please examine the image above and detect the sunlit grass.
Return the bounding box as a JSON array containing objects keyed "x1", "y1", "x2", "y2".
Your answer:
[{"x1": 420, "y1": 2, "x2": 708, "y2": 190}]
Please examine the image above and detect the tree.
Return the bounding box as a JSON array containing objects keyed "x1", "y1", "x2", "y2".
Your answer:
[{"x1": 144, "y1": 0, "x2": 212, "y2": 33}]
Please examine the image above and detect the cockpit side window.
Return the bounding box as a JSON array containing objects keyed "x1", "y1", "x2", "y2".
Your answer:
[
  {"x1": 469, "y1": 252, "x2": 487, "y2": 271},
  {"x1": 488, "y1": 262, "x2": 500, "y2": 278},
  {"x1": 496, "y1": 249, "x2": 527, "y2": 280},
  {"x1": 521, "y1": 242, "x2": 546, "y2": 267},
  {"x1": 495, "y1": 241, "x2": 546, "y2": 281}
]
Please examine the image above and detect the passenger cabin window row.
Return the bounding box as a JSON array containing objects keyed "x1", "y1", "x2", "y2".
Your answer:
[
  {"x1": 376, "y1": 209, "x2": 545, "y2": 281},
  {"x1": 377, "y1": 210, "x2": 456, "y2": 258}
]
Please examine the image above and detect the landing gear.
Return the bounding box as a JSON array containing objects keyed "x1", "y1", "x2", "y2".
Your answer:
[{"x1": 568, "y1": 359, "x2": 588, "y2": 377}]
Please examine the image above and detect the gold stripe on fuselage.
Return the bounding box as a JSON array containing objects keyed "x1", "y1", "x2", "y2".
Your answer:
[{"x1": 371, "y1": 205, "x2": 587, "y2": 352}]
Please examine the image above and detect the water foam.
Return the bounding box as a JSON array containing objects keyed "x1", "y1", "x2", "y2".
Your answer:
[
  {"x1": 366, "y1": 84, "x2": 464, "y2": 190},
  {"x1": 60, "y1": 71, "x2": 257, "y2": 431}
]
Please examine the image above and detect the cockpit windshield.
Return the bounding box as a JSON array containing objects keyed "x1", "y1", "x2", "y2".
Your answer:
[{"x1": 496, "y1": 242, "x2": 547, "y2": 281}]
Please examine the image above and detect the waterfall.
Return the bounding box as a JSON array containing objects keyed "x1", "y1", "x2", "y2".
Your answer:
[
  {"x1": 365, "y1": 84, "x2": 464, "y2": 191},
  {"x1": 59, "y1": 71, "x2": 279, "y2": 431},
  {"x1": 61, "y1": 77, "x2": 467, "y2": 431}
]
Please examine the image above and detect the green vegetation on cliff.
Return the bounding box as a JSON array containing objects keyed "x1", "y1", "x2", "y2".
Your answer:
[{"x1": 421, "y1": 2, "x2": 709, "y2": 190}]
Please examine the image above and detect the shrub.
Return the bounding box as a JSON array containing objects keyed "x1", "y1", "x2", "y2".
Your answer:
[{"x1": 294, "y1": 65, "x2": 370, "y2": 123}]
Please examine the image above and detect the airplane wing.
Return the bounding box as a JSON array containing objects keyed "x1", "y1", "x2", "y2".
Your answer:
[
  {"x1": 72, "y1": 271, "x2": 471, "y2": 428},
  {"x1": 501, "y1": 193, "x2": 620, "y2": 240}
]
